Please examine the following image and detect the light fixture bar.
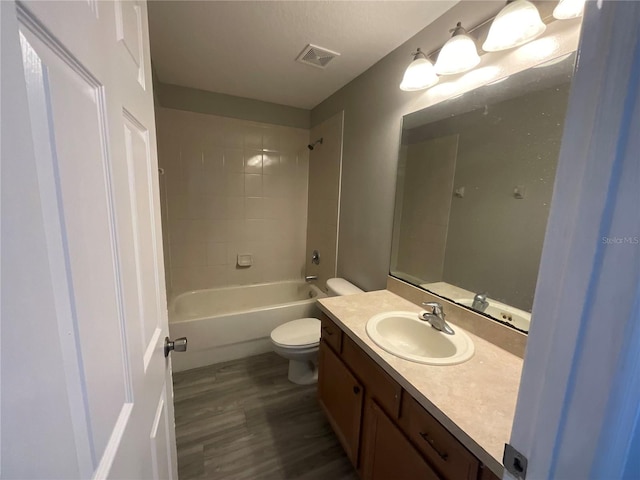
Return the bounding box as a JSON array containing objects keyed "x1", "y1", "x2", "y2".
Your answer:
[{"x1": 399, "y1": 1, "x2": 575, "y2": 92}]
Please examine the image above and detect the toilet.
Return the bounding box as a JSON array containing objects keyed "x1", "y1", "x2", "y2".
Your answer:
[{"x1": 270, "y1": 277, "x2": 363, "y2": 385}]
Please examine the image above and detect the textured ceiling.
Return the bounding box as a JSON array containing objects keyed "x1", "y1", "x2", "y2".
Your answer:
[{"x1": 148, "y1": 1, "x2": 458, "y2": 109}]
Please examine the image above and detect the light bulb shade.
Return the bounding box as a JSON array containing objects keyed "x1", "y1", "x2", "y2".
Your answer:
[
  {"x1": 435, "y1": 34, "x2": 480, "y2": 75},
  {"x1": 482, "y1": 0, "x2": 546, "y2": 52},
  {"x1": 553, "y1": 0, "x2": 585, "y2": 19},
  {"x1": 400, "y1": 55, "x2": 439, "y2": 91}
]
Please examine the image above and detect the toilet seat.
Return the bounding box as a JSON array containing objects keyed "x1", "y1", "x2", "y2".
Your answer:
[{"x1": 270, "y1": 318, "x2": 320, "y2": 348}]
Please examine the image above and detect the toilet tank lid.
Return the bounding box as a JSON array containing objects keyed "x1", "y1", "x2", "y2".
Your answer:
[
  {"x1": 271, "y1": 318, "x2": 321, "y2": 347},
  {"x1": 327, "y1": 278, "x2": 364, "y2": 295}
]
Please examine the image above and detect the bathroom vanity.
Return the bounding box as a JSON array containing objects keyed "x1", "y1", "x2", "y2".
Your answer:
[{"x1": 317, "y1": 287, "x2": 524, "y2": 479}]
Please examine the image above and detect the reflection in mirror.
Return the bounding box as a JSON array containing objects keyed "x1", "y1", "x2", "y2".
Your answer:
[{"x1": 390, "y1": 52, "x2": 576, "y2": 333}]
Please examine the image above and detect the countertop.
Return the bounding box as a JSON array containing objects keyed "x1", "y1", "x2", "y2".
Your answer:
[{"x1": 317, "y1": 289, "x2": 524, "y2": 476}]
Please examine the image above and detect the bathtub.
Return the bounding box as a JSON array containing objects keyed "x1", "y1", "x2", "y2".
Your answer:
[{"x1": 168, "y1": 281, "x2": 326, "y2": 372}]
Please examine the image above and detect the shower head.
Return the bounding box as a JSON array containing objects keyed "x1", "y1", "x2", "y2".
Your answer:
[{"x1": 308, "y1": 138, "x2": 323, "y2": 150}]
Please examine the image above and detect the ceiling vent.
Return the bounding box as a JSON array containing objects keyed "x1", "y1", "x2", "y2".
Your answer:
[{"x1": 296, "y1": 44, "x2": 340, "y2": 69}]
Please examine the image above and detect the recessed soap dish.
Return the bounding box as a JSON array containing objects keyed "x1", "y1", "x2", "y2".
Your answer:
[{"x1": 237, "y1": 254, "x2": 253, "y2": 267}]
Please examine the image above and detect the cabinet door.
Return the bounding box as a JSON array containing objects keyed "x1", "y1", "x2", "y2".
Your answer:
[
  {"x1": 363, "y1": 399, "x2": 441, "y2": 480},
  {"x1": 318, "y1": 339, "x2": 364, "y2": 467},
  {"x1": 479, "y1": 464, "x2": 502, "y2": 480},
  {"x1": 342, "y1": 334, "x2": 402, "y2": 419}
]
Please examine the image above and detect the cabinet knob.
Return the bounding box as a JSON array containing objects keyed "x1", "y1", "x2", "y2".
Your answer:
[{"x1": 353, "y1": 386, "x2": 361, "y2": 395}]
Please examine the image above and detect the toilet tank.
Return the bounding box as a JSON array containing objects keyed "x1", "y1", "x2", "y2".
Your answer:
[{"x1": 326, "y1": 278, "x2": 363, "y2": 296}]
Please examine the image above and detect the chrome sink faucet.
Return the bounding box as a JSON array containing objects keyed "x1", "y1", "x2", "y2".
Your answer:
[
  {"x1": 472, "y1": 292, "x2": 489, "y2": 312},
  {"x1": 420, "y1": 302, "x2": 455, "y2": 335}
]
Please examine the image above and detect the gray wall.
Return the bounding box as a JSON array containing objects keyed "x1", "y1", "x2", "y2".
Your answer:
[
  {"x1": 156, "y1": 82, "x2": 310, "y2": 129},
  {"x1": 311, "y1": 2, "x2": 505, "y2": 291}
]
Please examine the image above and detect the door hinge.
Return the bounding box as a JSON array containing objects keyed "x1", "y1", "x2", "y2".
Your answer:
[{"x1": 503, "y1": 443, "x2": 528, "y2": 479}]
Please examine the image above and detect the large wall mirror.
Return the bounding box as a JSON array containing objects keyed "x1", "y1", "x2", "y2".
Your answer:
[{"x1": 390, "y1": 52, "x2": 576, "y2": 333}]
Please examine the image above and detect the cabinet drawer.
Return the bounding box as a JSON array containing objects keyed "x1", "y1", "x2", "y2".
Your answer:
[
  {"x1": 320, "y1": 313, "x2": 343, "y2": 353},
  {"x1": 342, "y1": 335, "x2": 402, "y2": 419},
  {"x1": 400, "y1": 395, "x2": 479, "y2": 480}
]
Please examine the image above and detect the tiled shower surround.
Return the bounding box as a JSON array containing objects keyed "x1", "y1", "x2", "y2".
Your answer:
[{"x1": 156, "y1": 108, "x2": 309, "y2": 297}]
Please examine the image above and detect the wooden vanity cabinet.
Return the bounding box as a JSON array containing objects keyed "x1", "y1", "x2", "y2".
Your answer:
[{"x1": 317, "y1": 313, "x2": 500, "y2": 480}]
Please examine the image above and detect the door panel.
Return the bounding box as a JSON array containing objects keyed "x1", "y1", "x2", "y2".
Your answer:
[
  {"x1": 150, "y1": 384, "x2": 172, "y2": 480},
  {"x1": 19, "y1": 21, "x2": 133, "y2": 466},
  {"x1": 115, "y1": 0, "x2": 146, "y2": 88},
  {"x1": 123, "y1": 111, "x2": 163, "y2": 367}
]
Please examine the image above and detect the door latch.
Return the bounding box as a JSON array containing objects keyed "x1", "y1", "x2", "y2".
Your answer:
[{"x1": 503, "y1": 443, "x2": 528, "y2": 479}]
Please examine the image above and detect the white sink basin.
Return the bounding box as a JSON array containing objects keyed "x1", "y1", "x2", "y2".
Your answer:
[
  {"x1": 456, "y1": 299, "x2": 530, "y2": 332},
  {"x1": 365, "y1": 311, "x2": 474, "y2": 365}
]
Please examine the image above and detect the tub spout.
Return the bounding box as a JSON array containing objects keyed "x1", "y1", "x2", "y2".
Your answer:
[{"x1": 305, "y1": 275, "x2": 318, "y2": 282}]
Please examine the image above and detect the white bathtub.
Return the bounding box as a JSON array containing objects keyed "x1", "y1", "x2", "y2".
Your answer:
[{"x1": 168, "y1": 281, "x2": 326, "y2": 372}]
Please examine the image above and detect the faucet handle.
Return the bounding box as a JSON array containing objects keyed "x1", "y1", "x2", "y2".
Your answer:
[{"x1": 422, "y1": 301, "x2": 444, "y2": 315}]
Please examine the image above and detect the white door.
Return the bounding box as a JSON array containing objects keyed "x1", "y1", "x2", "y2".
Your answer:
[{"x1": 1, "y1": 1, "x2": 178, "y2": 478}]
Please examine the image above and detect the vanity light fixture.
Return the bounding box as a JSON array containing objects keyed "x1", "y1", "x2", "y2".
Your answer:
[
  {"x1": 553, "y1": 0, "x2": 586, "y2": 20},
  {"x1": 434, "y1": 22, "x2": 480, "y2": 76},
  {"x1": 399, "y1": 48, "x2": 439, "y2": 91},
  {"x1": 482, "y1": 0, "x2": 546, "y2": 52}
]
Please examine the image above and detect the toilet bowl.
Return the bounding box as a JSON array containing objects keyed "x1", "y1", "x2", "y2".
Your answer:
[
  {"x1": 270, "y1": 278, "x2": 364, "y2": 385},
  {"x1": 271, "y1": 318, "x2": 321, "y2": 385}
]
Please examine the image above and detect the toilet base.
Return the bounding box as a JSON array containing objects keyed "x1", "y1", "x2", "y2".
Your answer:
[
  {"x1": 287, "y1": 358, "x2": 318, "y2": 385},
  {"x1": 271, "y1": 342, "x2": 319, "y2": 385}
]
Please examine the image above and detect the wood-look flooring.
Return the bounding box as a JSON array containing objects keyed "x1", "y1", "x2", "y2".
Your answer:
[{"x1": 173, "y1": 352, "x2": 359, "y2": 480}]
